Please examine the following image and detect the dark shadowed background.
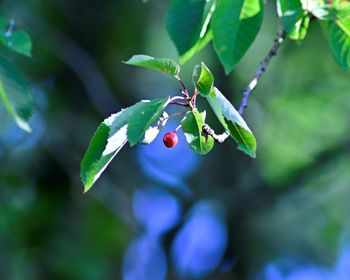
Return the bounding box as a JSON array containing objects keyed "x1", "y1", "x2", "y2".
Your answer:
[{"x1": 1, "y1": 0, "x2": 350, "y2": 279}]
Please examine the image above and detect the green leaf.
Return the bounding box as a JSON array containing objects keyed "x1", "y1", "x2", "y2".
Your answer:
[
  {"x1": 334, "y1": 2, "x2": 350, "y2": 21},
  {"x1": 141, "y1": 111, "x2": 169, "y2": 144},
  {"x1": 123, "y1": 55, "x2": 180, "y2": 77},
  {"x1": 277, "y1": 0, "x2": 312, "y2": 40},
  {"x1": 277, "y1": 0, "x2": 303, "y2": 32},
  {"x1": 211, "y1": 0, "x2": 264, "y2": 74},
  {"x1": 127, "y1": 97, "x2": 170, "y2": 146},
  {"x1": 165, "y1": 0, "x2": 216, "y2": 64},
  {"x1": 181, "y1": 109, "x2": 214, "y2": 155},
  {"x1": 0, "y1": 17, "x2": 32, "y2": 57},
  {"x1": 81, "y1": 111, "x2": 129, "y2": 192},
  {"x1": 325, "y1": 2, "x2": 350, "y2": 70},
  {"x1": 81, "y1": 98, "x2": 170, "y2": 192},
  {"x1": 289, "y1": 14, "x2": 310, "y2": 40},
  {"x1": 206, "y1": 87, "x2": 256, "y2": 157},
  {"x1": 192, "y1": 62, "x2": 214, "y2": 97},
  {"x1": 0, "y1": 54, "x2": 33, "y2": 132},
  {"x1": 335, "y1": 8, "x2": 350, "y2": 35},
  {"x1": 327, "y1": 22, "x2": 350, "y2": 70},
  {"x1": 179, "y1": 30, "x2": 213, "y2": 64}
]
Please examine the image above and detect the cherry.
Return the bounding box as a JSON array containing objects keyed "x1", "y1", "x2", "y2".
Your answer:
[{"x1": 163, "y1": 131, "x2": 178, "y2": 148}]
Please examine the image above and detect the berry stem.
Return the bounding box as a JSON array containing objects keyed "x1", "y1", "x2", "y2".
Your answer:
[
  {"x1": 168, "y1": 101, "x2": 190, "y2": 107},
  {"x1": 166, "y1": 111, "x2": 187, "y2": 119},
  {"x1": 175, "y1": 75, "x2": 189, "y2": 98},
  {"x1": 190, "y1": 88, "x2": 198, "y2": 108},
  {"x1": 174, "y1": 124, "x2": 182, "y2": 132}
]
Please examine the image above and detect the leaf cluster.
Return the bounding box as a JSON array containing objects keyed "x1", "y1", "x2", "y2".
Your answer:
[
  {"x1": 165, "y1": 0, "x2": 350, "y2": 72},
  {"x1": 81, "y1": 55, "x2": 256, "y2": 192}
]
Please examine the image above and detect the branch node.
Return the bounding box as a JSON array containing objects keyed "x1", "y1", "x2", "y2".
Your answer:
[{"x1": 202, "y1": 124, "x2": 229, "y2": 143}]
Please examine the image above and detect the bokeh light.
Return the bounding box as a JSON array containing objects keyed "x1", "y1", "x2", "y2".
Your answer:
[
  {"x1": 171, "y1": 201, "x2": 228, "y2": 279},
  {"x1": 335, "y1": 246, "x2": 350, "y2": 279},
  {"x1": 122, "y1": 234, "x2": 167, "y2": 280},
  {"x1": 132, "y1": 185, "x2": 181, "y2": 236},
  {"x1": 0, "y1": 111, "x2": 45, "y2": 153},
  {"x1": 260, "y1": 243, "x2": 350, "y2": 280}
]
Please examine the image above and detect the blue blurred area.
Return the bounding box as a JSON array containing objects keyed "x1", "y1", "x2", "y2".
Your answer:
[
  {"x1": 132, "y1": 185, "x2": 181, "y2": 235},
  {"x1": 122, "y1": 234, "x2": 167, "y2": 280},
  {"x1": 335, "y1": 245, "x2": 350, "y2": 279},
  {"x1": 260, "y1": 244, "x2": 350, "y2": 280},
  {"x1": 0, "y1": 86, "x2": 46, "y2": 154},
  {"x1": 263, "y1": 264, "x2": 334, "y2": 280},
  {"x1": 171, "y1": 201, "x2": 228, "y2": 278},
  {"x1": 128, "y1": 188, "x2": 228, "y2": 279},
  {"x1": 0, "y1": 113, "x2": 45, "y2": 152}
]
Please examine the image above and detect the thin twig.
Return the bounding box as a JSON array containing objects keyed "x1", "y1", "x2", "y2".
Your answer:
[
  {"x1": 238, "y1": 29, "x2": 285, "y2": 115},
  {"x1": 190, "y1": 88, "x2": 198, "y2": 108},
  {"x1": 175, "y1": 124, "x2": 182, "y2": 132},
  {"x1": 169, "y1": 101, "x2": 190, "y2": 107},
  {"x1": 170, "y1": 95, "x2": 186, "y2": 101},
  {"x1": 166, "y1": 111, "x2": 188, "y2": 119},
  {"x1": 175, "y1": 76, "x2": 189, "y2": 98}
]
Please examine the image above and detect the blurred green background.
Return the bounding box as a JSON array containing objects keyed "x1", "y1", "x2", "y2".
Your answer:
[{"x1": 1, "y1": 0, "x2": 350, "y2": 279}]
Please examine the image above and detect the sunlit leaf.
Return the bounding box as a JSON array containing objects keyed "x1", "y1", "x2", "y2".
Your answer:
[
  {"x1": 181, "y1": 109, "x2": 214, "y2": 155},
  {"x1": 192, "y1": 62, "x2": 214, "y2": 97},
  {"x1": 81, "y1": 106, "x2": 136, "y2": 192},
  {"x1": 0, "y1": 17, "x2": 32, "y2": 57},
  {"x1": 299, "y1": 0, "x2": 337, "y2": 20},
  {"x1": 141, "y1": 111, "x2": 169, "y2": 144},
  {"x1": 309, "y1": 6, "x2": 336, "y2": 20},
  {"x1": 127, "y1": 97, "x2": 170, "y2": 146},
  {"x1": 80, "y1": 102, "x2": 150, "y2": 192},
  {"x1": 206, "y1": 87, "x2": 256, "y2": 157},
  {"x1": 0, "y1": 55, "x2": 33, "y2": 132},
  {"x1": 81, "y1": 97, "x2": 170, "y2": 191},
  {"x1": 300, "y1": 0, "x2": 326, "y2": 8},
  {"x1": 289, "y1": 14, "x2": 310, "y2": 40},
  {"x1": 335, "y1": 6, "x2": 350, "y2": 35},
  {"x1": 211, "y1": 0, "x2": 263, "y2": 73},
  {"x1": 334, "y1": 1, "x2": 350, "y2": 21},
  {"x1": 124, "y1": 55, "x2": 180, "y2": 76}
]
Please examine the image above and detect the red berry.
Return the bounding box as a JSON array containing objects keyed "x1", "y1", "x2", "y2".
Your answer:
[{"x1": 163, "y1": 132, "x2": 178, "y2": 148}]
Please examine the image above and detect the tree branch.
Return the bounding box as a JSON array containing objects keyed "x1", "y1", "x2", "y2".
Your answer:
[
  {"x1": 238, "y1": 29, "x2": 285, "y2": 115},
  {"x1": 201, "y1": 30, "x2": 286, "y2": 143}
]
